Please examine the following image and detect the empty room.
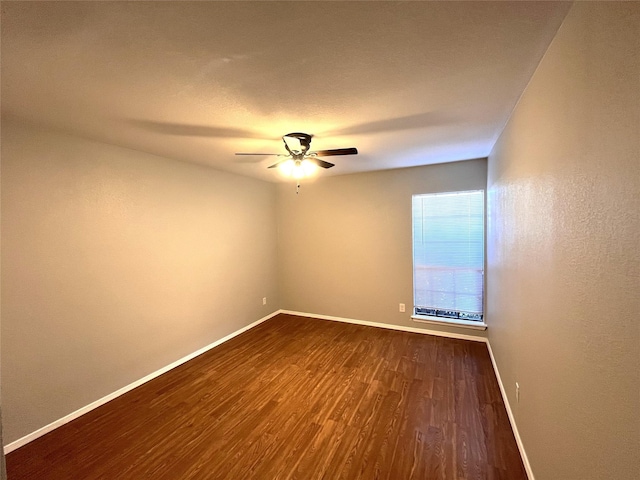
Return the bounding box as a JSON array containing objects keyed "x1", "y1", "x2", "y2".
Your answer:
[{"x1": 1, "y1": 2, "x2": 638, "y2": 479}]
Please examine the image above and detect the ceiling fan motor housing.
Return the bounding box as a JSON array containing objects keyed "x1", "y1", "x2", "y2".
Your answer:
[{"x1": 283, "y1": 132, "x2": 312, "y2": 158}]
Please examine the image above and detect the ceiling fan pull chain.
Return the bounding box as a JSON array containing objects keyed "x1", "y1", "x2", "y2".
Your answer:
[{"x1": 296, "y1": 181, "x2": 300, "y2": 195}]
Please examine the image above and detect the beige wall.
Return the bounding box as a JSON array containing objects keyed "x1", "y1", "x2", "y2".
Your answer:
[
  {"x1": 277, "y1": 159, "x2": 487, "y2": 338},
  {"x1": 1, "y1": 117, "x2": 279, "y2": 444},
  {"x1": 487, "y1": 3, "x2": 639, "y2": 479},
  {"x1": 0, "y1": 116, "x2": 5, "y2": 479}
]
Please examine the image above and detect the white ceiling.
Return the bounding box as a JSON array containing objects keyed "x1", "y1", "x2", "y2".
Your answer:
[{"x1": 1, "y1": 1, "x2": 570, "y2": 182}]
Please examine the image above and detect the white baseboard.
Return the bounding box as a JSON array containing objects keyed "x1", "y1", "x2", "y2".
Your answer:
[
  {"x1": 485, "y1": 341, "x2": 534, "y2": 480},
  {"x1": 279, "y1": 309, "x2": 487, "y2": 342},
  {"x1": 3, "y1": 310, "x2": 281, "y2": 455},
  {"x1": 5, "y1": 308, "x2": 532, "y2": 480}
]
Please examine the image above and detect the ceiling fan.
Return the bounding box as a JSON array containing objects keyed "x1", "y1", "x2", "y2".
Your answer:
[{"x1": 235, "y1": 132, "x2": 358, "y2": 171}]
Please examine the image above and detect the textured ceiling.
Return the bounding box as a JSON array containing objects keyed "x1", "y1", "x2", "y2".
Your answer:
[{"x1": 1, "y1": 1, "x2": 570, "y2": 182}]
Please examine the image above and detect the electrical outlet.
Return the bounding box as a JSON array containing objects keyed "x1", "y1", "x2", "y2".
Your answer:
[
  {"x1": 516, "y1": 382, "x2": 520, "y2": 402},
  {"x1": 262, "y1": 297, "x2": 267, "y2": 306},
  {"x1": 399, "y1": 303, "x2": 406, "y2": 313}
]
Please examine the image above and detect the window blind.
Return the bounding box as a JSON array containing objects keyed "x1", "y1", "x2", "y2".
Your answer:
[{"x1": 412, "y1": 190, "x2": 484, "y2": 321}]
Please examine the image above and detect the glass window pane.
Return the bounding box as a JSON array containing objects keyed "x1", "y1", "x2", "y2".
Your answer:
[{"x1": 412, "y1": 190, "x2": 484, "y2": 320}]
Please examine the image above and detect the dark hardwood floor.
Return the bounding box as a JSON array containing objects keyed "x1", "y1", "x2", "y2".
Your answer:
[{"x1": 7, "y1": 314, "x2": 526, "y2": 479}]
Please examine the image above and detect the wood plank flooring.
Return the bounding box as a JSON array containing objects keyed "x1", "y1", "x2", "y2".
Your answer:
[{"x1": 7, "y1": 314, "x2": 526, "y2": 480}]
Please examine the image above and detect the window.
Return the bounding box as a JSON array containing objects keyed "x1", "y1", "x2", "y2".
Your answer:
[{"x1": 412, "y1": 190, "x2": 485, "y2": 325}]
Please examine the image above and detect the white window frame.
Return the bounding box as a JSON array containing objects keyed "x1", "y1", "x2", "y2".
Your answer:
[{"x1": 411, "y1": 190, "x2": 487, "y2": 330}]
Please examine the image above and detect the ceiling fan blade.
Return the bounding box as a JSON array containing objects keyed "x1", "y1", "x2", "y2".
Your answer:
[
  {"x1": 311, "y1": 147, "x2": 358, "y2": 157},
  {"x1": 267, "y1": 159, "x2": 291, "y2": 169},
  {"x1": 306, "y1": 158, "x2": 335, "y2": 169},
  {"x1": 235, "y1": 153, "x2": 284, "y2": 156}
]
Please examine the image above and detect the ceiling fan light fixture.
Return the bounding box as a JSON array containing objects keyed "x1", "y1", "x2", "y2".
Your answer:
[
  {"x1": 292, "y1": 161, "x2": 305, "y2": 180},
  {"x1": 300, "y1": 159, "x2": 317, "y2": 177},
  {"x1": 279, "y1": 159, "x2": 295, "y2": 177},
  {"x1": 279, "y1": 158, "x2": 316, "y2": 179}
]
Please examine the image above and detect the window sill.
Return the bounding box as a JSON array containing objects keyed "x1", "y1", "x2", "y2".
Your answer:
[{"x1": 411, "y1": 315, "x2": 487, "y2": 331}]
